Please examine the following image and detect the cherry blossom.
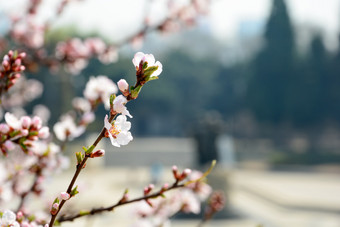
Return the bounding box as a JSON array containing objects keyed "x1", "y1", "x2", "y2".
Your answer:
[
  {"x1": 0, "y1": 210, "x2": 20, "y2": 227},
  {"x1": 83, "y1": 76, "x2": 118, "y2": 110},
  {"x1": 113, "y1": 95, "x2": 132, "y2": 118},
  {"x1": 104, "y1": 115, "x2": 133, "y2": 147},
  {"x1": 132, "y1": 52, "x2": 163, "y2": 78},
  {"x1": 53, "y1": 115, "x2": 85, "y2": 141},
  {"x1": 117, "y1": 79, "x2": 129, "y2": 94}
]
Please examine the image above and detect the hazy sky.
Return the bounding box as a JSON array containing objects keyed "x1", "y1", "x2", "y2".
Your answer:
[{"x1": 1, "y1": 0, "x2": 340, "y2": 49}]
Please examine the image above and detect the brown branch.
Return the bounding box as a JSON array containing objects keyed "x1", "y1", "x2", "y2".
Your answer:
[
  {"x1": 48, "y1": 113, "x2": 116, "y2": 227},
  {"x1": 58, "y1": 181, "x2": 185, "y2": 223}
]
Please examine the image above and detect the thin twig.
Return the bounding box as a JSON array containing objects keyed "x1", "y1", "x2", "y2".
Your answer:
[
  {"x1": 48, "y1": 114, "x2": 116, "y2": 227},
  {"x1": 58, "y1": 181, "x2": 184, "y2": 223}
]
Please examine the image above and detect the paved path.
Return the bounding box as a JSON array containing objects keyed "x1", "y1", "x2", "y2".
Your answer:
[
  {"x1": 43, "y1": 166, "x2": 340, "y2": 227},
  {"x1": 230, "y1": 170, "x2": 340, "y2": 227}
]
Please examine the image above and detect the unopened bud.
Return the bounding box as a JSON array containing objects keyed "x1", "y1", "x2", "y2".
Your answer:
[
  {"x1": 60, "y1": 192, "x2": 70, "y2": 200},
  {"x1": 117, "y1": 79, "x2": 129, "y2": 95},
  {"x1": 183, "y1": 168, "x2": 192, "y2": 176},
  {"x1": 50, "y1": 203, "x2": 59, "y2": 215},
  {"x1": 31, "y1": 116, "x2": 42, "y2": 129},
  {"x1": 144, "y1": 184, "x2": 154, "y2": 195},
  {"x1": 20, "y1": 129, "x2": 29, "y2": 137},
  {"x1": 20, "y1": 116, "x2": 31, "y2": 129},
  {"x1": 19, "y1": 52, "x2": 26, "y2": 58},
  {"x1": 14, "y1": 58, "x2": 21, "y2": 66},
  {"x1": 160, "y1": 183, "x2": 169, "y2": 193},
  {"x1": 2, "y1": 60, "x2": 9, "y2": 70},
  {"x1": 38, "y1": 127, "x2": 50, "y2": 139},
  {"x1": 179, "y1": 168, "x2": 191, "y2": 181},
  {"x1": 0, "y1": 124, "x2": 10, "y2": 134},
  {"x1": 16, "y1": 211, "x2": 24, "y2": 220},
  {"x1": 3, "y1": 140, "x2": 15, "y2": 151},
  {"x1": 90, "y1": 149, "x2": 105, "y2": 158},
  {"x1": 172, "y1": 165, "x2": 179, "y2": 180}
]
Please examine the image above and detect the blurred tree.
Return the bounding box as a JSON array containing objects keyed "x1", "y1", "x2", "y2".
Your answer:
[
  {"x1": 247, "y1": 0, "x2": 296, "y2": 124},
  {"x1": 329, "y1": 35, "x2": 340, "y2": 122},
  {"x1": 288, "y1": 34, "x2": 330, "y2": 126}
]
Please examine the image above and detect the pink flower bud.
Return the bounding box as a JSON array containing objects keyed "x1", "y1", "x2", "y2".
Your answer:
[
  {"x1": 21, "y1": 129, "x2": 29, "y2": 137},
  {"x1": 19, "y1": 52, "x2": 26, "y2": 58},
  {"x1": 183, "y1": 168, "x2": 192, "y2": 176},
  {"x1": 50, "y1": 202, "x2": 59, "y2": 215},
  {"x1": 172, "y1": 165, "x2": 179, "y2": 179},
  {"x1": 143, "y1": 187, "x2": 149, "y2": 195},
  {"x1": 20, "y1": 65, "x2": 25, "y2": 71},
  {"x1": 3, "y1": 54, "x2": 9, "y2": 61},
  {"x1": 117, "y1": 79, "x2": 129, "y2": 92},
  {"x1": 179, "y1": 168, "x2": 192, "y2": 180},
  {"x1": 90, "y1": 149, "x2": 105, "y2": 158},
  {"x1": 0, "y1": 123, "x2": 10, "y2": 134},
  {"x1": 162, "y1": 183, "x2": 169, "y2": 190},
  {"x1": 3, "y1": 140, "x2": 15, "y2": 151},
  {"x1": 160, "y1": 183, "x2": 169, "y2": 193},
  {"x1": 32, "y1": 116, "x2": 42, "y2": 129},
  {"x1": 2, "y1": 60, "x2": 9, "y2": 70},
  {"x1": 20, "y1": 116, "x2": 31, "y2": 129},
  {"x1": 14, "y1": 58, "x2": 21, "y2": 66},
  {"x1": 148, "y1": 184, "x2": 154, "y2": 190},
  {"x1": 13, "y1": 73, "x2": 21, "y2": 79},
  {"x1": 60, "y1": 192, "x2": 70, "y2": 200},
  {"x1": 81, "y1": 112, "x2": 95, "y2": 124},
  {"x1": 38, "y1": 126, "x2": 50, "y2": 139},
  {"x1": 17, "y1": 211, "x2": 24, "y2": 219}
]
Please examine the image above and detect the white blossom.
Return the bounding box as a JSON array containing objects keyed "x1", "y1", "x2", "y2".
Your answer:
[
  {"x1": 53, "y1": 115, "x2": 85, "y2": 141},
  {"x1": 117, "y1": 79, "x2": 129, "y2": 92},
  {"x1": 104, "y1": 115, "x2": 133, "y2": 147},
  {"x1": 0, "y1": 210, "x2": 19, "y2": 227},
  {"x1": 84, "y1": 76, "x2": 118, "y2": 109},
  {"x1": 113, "y1": 95, "x2": 132, "y2": 118},
  {"x1": 132, "y1": 52, "x2": 163, "y2": 77},
  {"x1": 4, "y1": 112, "x2": 21, "y2": 129}
]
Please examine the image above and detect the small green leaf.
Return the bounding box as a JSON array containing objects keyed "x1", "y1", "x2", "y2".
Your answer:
[
  {"x1": 85, "y1": 145, "x2": 95, "y2": 155},
  {"x1": 131, "y1": 85, "x2": 142, "y2": 99},
  {"x1": 110, "y1": 94, "x2": 116, "y2": 108},
  {"x1": 70, "y1": 186, "x2": 79, "y2": 197},
  {"x1": 144, "y1": 66, "x2": 158, "y2": 78},
  {"x1": 142, "y1": 61, "x2": 148, "y2": 69},
  {"x1": 79, "y1": 210, "x2": 90, "y2": 216},
  {"x1": 53, "y1": 197, "x2": 60, "y2": 204},
  {"x1": 28, "y1": 215, "x2": 35, "y2": 222},
  {"x1": 76, "y1": 152, "x2": 83, "y2": 164}
]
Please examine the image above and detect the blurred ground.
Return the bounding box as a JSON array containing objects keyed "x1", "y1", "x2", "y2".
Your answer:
[
  {"x1": 46, "y1": 167, "x2": 340, "y2": 227},
  {"x1": 44, "y1": 137, "x2": 340, "y2": 227}
]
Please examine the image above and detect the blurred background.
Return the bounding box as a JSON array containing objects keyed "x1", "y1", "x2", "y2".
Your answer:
[{"x1": 1, "y1": 0, "x2": 340, "y2": 226}]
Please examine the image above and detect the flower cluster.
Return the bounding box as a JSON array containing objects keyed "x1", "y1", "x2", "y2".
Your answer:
[
  {"x1": 104, "y1": 115, "x2": 132, "y2": 147},
  {"x1": 133, "y1": 52, "x2": 163, "y2": 85},
  {"x1": 0, "y1": 113, "x2": 49, "y2": 155},
  {"x1": 83, "y1": 75, "x2": 118, "y2": 110},
  {"x1": 0, "y1": 50, "x2": 26, "y2": 98},
  {"x1": 55, "y1": 38, "x2": 118, "y2": 74},
  {"x1": 0, "y1": 209, "x2": 49, "y2": 227},
  {"x1": 11, "y1": 17, "x2": 45, "y2": 49},
  {"x1": 0, "y1": 48, "x2": 220, "y2": 227},
  {"x1": 131, "y1": 167, "x2": 212, "y2": 226}
]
